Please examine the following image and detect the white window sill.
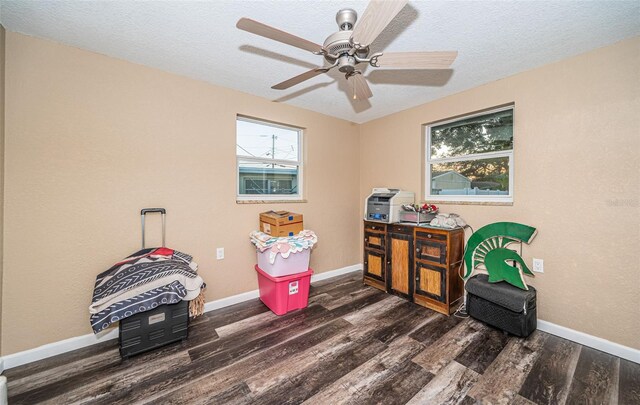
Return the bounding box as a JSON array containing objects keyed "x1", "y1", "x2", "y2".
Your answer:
[
  {"x1": 236, "y1": 199, "x2": 308, "y2": 204},
  {"x1": 431, "y1": 200, "x2": 513, "y2": 206}
]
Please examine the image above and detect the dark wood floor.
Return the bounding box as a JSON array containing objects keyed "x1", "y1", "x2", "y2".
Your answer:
[{"x1": 5, "y1": 271, "x2": 639, "y2": 404}]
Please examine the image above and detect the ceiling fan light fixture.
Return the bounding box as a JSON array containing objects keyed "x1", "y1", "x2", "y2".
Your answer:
[{"x1": 337, "y1": 55, "x2": 356, "y2": 73}]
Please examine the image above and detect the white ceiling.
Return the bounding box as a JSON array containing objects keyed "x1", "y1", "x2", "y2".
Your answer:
[{"x1": 1, "y1": 1, "x2": 639, "y2": 123}]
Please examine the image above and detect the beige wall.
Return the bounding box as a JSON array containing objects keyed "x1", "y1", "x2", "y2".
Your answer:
[
  {"x1": 1, "y1": 30, "x2": 638, "y2": 356},
  {"x1": 0, "y1": 25, "x2": 5, "y2": 356},
  {"x1": 1, "y1": 32, "x2": 361, "y2": 355},
  {"x1": 360, "y1": 36, "x2": 640, "y2": 349}
]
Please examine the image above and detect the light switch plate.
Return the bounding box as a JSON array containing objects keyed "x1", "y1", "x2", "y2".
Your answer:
[{"x1": 216, "y1": 248, "x2": 224, "y2": 260}]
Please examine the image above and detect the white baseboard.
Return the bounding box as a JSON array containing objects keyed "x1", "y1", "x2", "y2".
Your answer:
[
  {"x1": 0, "y1": 264, "x2": 363, "y2": 371},
  {"x1": 0, "y1": 375, "x2": 7, "y2": 405},
  {"x1": 537, "y1": 320, "x2": 639, "y2": 364},
  {"x1": 310, "y1": 264, "x2": 362, "y2": 283},
  {"x1": 6, "y1": 263, "x2": 635, "y2": 371},
  {"x1": 203, "y1": 264, "x2": 362, "y2": 312}
]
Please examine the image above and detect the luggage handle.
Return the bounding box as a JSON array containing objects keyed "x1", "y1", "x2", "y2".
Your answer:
[{"x1": 141, "y1": 208, "x2": 166, "y2": 249}]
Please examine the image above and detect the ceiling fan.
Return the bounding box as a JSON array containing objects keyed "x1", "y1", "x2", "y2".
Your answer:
[{"x1": 236, "y1": 0, "x2": 457, "y2": 100}]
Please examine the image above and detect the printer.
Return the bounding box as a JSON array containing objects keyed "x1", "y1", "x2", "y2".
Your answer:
[{"x1": 364, "y1": 188, "x2": 415, "y2": 223}]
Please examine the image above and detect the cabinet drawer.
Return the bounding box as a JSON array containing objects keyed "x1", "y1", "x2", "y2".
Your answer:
[
  {"x1": 365, "y1": 231, "x2": 386, "y2": 251},
  {"x1": 415, "y1": 238, "x2": 447, "y2": 265},
  {"x1": 415, "y1": 262, "x2": 446, "y2": 303},
  {"x1": 388, "y1": 224, "x2": 412, "y2": 235},
  {"x1": 415, "y1": 229, "x2": 447, "y2": 242},
  {"x1": 364, "y1": 222, "x2": 387, "y2": 233}
]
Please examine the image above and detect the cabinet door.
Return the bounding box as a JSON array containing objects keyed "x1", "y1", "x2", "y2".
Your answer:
[
  {"x1": 415, "y1": 261, "x2": 446, "y2": 303},
  {"x1": 415, "y1": 238, "x2": 447, "y2": 265},
  {"x1": 386, "y1": 233, "x2": 413, "y2": 300},
  {"x1": 364, "y1": 231, "x2": 386, "y2": 251},
  {"x1": 363, "y1": 249, "x2": 385, "y2": 282}
]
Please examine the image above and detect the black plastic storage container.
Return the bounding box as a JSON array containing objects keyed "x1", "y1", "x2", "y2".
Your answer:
[
  {"x1": 119, "y1": 299, "x2": 189, "y2": 358},
  {"x1": 465, "y1": 274, "x2": 537, "y2": 337}
]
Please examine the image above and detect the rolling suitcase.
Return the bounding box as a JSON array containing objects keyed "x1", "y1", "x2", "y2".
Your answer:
[{"x1": 118, "y1": 208, "x2": 190, "y2": 358}]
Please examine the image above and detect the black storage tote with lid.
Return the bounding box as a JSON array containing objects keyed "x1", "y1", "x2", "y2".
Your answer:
[{"x1": 465, "y1": 274, "x2": 537, "y2": 337}]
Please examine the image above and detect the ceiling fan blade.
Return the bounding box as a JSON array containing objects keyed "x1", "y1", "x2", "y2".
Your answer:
[
  {"x1": 375, "y1": 51, "x2": 458, "y2": 69},
  {"x1": 237, "y1": 18, "x2": 323, "y2": 54},
  {"x1": 349, "y1": 73, "x2": 373, "y2": 100},
  {"x1": 272, "y1": 68, "x2": 328, "y2": 90},
  {"x1": 350, "y1": 0, "x2": 408, "y2": 47}
]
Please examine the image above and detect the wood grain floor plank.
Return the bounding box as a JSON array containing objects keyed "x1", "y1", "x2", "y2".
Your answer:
[
  {"x1": 354, "y1": 359, "x2": 434, "y2": 405},
  {"x1": 321, "y1": 285, "x2": 381, "y2": 310},
  {"x1": 197, "y1": 382, "x2": 252, "y2": 405},
  {"x1": 101, "y1": 316, "x2": 341, "y2": 405},
  {"x1": 10, "y1": 349, "x2": 192, "y2": 405},
  {"x1": 565, "y1": 346, "x2": 620, "y2": 405},
  {"x1": 193, "y1": 298, "x2": 269, "y2": 330},
  {"x1": 328, "y1": 289, "x2": 390, "y2": 318},
  {"x1": 245, "y1": 333, "x2": 359, "y2": 394},
  {"x1": 466, "y1": 331, "x2": 547, "y2": 404},
  {"x1": 518, "y1": 334, "x2": 582, "y2": 405},
  {"x1": 454, "y1": 326, "x2": 512, "y2": 374},
  {"x1": 408, "y1": 312, "x2": 463, "y2": 344},
  {"x1": 4, "y1": 339, "x2": 119, "y2": 382},
  {"x1": 370, "y1": 305, "x2": 439, "y2": 345},
  {"x1": 341, "y1": 294, "x2": 405, "y2": 325},
  {"x1": 248, "y1": 337, "x2": 387, "y2": 405},
  {"x1": 7, "y1": 345, "x2": 121, "y2": 396},
  {"x1": 619, "y1": 358, "x2": 640, "y2": 405},
  {"x1": 406, "y1": 360, "x2": 479, "y2": 405},
  {"x1": 7, "y1": 272, "x2": 632, "y2": 405},
  {"x1": 214, "y1": 306, "x2": 280, "y2": 337},
  {"x1": 139, "y1": 319, "x2": 352, "y2": 405},
  {"x1": 189, "y1": 304, "x2": 331, "y2": 361},
  {"x1": 412, "y1": 318, "x2": 487, "y2": 374},
  {"x1": 303, "y1": 335, "x2": 425, "y2": 405},
  {"x1": 510, "y1": 395, "x2": 538, "y2": 405}
]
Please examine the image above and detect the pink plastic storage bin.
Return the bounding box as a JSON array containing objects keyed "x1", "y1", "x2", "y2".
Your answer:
[
  {"x1": 257, "y1": 248, "x2": 311, "y2": 277},
  {"x1": 255, "y1": 265, "x2": 313, "y2": 316}
]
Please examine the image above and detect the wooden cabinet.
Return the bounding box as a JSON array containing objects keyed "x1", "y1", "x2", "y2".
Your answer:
[
  {"x1": 363, "y1": 221, "x2": 465, "y2": 316},
  {"x1": 386, "y1": 225, "x2": 413, "y2": 301},
  {"x1": 363, "y1": 223, "x2": 387, "y2": 291}
]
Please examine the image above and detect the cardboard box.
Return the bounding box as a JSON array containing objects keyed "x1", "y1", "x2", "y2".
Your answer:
[{"x1": 260, "y1": 211, "x2": 303, "y2": 237}]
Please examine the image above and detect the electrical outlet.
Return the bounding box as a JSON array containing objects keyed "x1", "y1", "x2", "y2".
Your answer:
[
  {"x1": 216, "y1": 248, "x2": 224, "y2": 260},
  {"x1": 532, "y1": 258, "x2": 544, "y2": 273}
]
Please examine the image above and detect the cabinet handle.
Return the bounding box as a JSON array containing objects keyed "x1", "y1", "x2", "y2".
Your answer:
[{"x1": 416, "y1": 248, "x2": 420, "y2": 253}]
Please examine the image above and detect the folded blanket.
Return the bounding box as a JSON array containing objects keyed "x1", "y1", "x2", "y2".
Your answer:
[
  {"x1": 250, "y1": 230, "x2": 317, "y2": 264},
  {"x1": 89, "y1": 247, "x2": 204, "y2": 333}
]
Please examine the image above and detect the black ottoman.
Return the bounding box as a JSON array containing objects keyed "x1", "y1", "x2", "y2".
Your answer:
[{"x1": 465, "y1": 274, "x2": 537, "y2": 337}]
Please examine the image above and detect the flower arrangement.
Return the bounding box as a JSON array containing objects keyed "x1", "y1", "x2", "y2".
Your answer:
[{"x1": 401, "y1": 203, "x2": 438, "y2": 214}]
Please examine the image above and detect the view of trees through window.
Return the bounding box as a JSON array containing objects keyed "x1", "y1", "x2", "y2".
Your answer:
[{"x1": 427, "y1": 108, "x2": 513, "y2": 200}]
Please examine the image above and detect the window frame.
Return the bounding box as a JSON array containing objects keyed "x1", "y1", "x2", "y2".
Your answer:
[
  {"x1": 424, "y1": 105, "x2": 514, "y2": 204},
  {"x1": 236, "y1": 116, "x2": 304, "y2": 202}
]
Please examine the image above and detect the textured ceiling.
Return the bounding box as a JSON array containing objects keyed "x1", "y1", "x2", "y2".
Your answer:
[{"x1": 1, "y1": 1, "x2": 639, "y2": 123}]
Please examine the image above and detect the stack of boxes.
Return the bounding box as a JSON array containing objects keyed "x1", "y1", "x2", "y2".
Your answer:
[{"x1": 254, "y1": 211, "x2": 313, "y2": 315}]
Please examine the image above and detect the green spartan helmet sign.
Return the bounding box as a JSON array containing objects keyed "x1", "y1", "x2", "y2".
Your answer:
[{"x1": 464, "y1": 222, "x2": 538, "y2": 290}]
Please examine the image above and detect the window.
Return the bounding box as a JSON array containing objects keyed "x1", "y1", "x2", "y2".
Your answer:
[
  {"x1": 236, "y1": 116, "x2": 303, "y2": 200},
  {"x1": 425, "y1": 106, "x2": 514, "y2": 203}
]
